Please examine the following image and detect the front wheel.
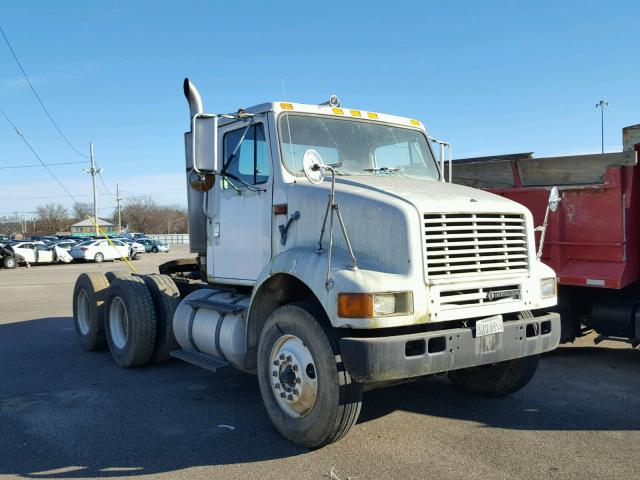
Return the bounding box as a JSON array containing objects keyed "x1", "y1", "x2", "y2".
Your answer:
[
  {"x1": 151, "y1": 246, "x2": 158, "y2": 253},
  {"x1": 94, "y1": 252, "x2": 104, "y2": 263},
  {"x1": 257, "y1": 303, "x2": 362, "y2": 448},
  {"x1": 448, "y1": 355, "x2": 540, "y2": 397},
  {"x1": 3, "y1": 256, "x2": 17, "y2": 269}
]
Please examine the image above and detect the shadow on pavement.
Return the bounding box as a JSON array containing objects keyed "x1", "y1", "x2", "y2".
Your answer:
[{"x1": 1, "y1": 317, "x2": 638, "y2": 478}]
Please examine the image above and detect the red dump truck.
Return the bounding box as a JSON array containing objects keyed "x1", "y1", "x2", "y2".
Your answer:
[{"x1": 452, "y1": 125, "x2": 640, "y2": 347}]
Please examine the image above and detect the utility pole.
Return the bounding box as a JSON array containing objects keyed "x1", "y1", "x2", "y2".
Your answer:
[
  {"x1": 82, "y1": 143, "x2": 102, "y2": 235},
  {"x1": 596, "y1": 99, "x2": 609, "y2": 154},
  {"x1": 116, "y1": 182, "x2": 123, "y2": 234}
]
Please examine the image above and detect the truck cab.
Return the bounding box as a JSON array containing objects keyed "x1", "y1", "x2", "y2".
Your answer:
[{"x1": 72, "y1": 79, "x2": 561, "y2": 448}]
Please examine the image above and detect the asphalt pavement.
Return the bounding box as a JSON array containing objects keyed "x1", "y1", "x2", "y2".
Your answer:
[{"x1": 0, "y1": 246, "x2": 638, "y2": 480}]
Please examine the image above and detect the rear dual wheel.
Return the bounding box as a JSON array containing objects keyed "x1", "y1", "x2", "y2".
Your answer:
[{"x1": 72, "y1": 272, "x2": 111, "y2": 351}]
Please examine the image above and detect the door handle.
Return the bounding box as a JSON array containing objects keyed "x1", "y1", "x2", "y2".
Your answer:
[{"x1": 213, "y1": 222, "x2": 220, "y2": 238}]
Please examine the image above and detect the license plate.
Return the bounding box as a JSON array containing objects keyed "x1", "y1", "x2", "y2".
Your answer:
[{"x1": 476, "y1": 315, "x2": 504, "y2": 337}]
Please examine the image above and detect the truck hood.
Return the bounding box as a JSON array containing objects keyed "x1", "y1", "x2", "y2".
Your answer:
[{"x1": 332, "y1": 175, "x2": 528, "y2": 214}]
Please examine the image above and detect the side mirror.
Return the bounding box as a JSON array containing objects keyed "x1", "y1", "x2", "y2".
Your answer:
[
  {"x1": 548, "y1": 186, "x2": 561, "y2": 212},
  {"x1": 192, "y1": 114, "x2": 219, "y2": 174}
]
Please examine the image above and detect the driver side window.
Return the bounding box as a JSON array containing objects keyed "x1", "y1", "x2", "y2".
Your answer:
[{"x1": 222, "y1": 123, "x2": 270, "y2": 188}]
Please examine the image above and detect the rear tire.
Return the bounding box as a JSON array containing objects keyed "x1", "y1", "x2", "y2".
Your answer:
[
  {"x1": 3, "y1": 256, "x2": 17, "y2": 269},
  {"x1": 105, "y1": 271, "x2": 131, "y2": 284},
  {"x1": 94, "y1": 252, "x2": 104, "y2": 263},
  {"x1": 151, "y1": 246, "x2": 159, "y2": 253},
  {"x1": 72, "y1": 272, "x2": 110, "y2": 351},
  {"x1": 257, "y1": 303, "x2": 362, "y2": 448},
  {"x1": 140, "y1": 274, "x2": 180, "y2": 362},
  {"x1": 448, "y1": 355, "x2": 540, "y2": 397},
  {"x1": 105, "y1": 276, "x2": 157, "y2": 367}
]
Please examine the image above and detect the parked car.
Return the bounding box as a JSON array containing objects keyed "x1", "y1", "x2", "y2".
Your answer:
[
  {"x1": 112, "y1": 238, "x2": 145, "y2": 256},
  {"x1": 69, "y1": 239, "x2": 130, "y2": 263},
  {"x1": 137, "y1": 238, "x2": 170, "y2": 253},
  {"x1": 4, "y1": 241, "x2": 56, "y2": 265},
  {"x1": 0, "y1": 244, "x2": 25, "y2": 269},
  {"x1": 50, "y1": 240, "x2": 78, "y2": 251}
]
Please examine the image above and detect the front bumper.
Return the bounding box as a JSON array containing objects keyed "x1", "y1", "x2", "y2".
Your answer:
[{"x1": 340, "y1": 312, "x2": 560, "y2": 382}]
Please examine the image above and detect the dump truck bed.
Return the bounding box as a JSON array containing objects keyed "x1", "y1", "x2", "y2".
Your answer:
[{"x1": 452, "y1": 148, "x2": 640, "y2": 289}]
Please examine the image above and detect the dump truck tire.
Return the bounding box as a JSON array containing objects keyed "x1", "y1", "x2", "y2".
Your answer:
[
  {"x1": 140, "y1": 274, "x2": 180, "y2": 363},
  {"x1": 72, "y1": 272, "x2": 111, "y2": 351},
  {"x1": 105, "y1": 276, "x2": 157, "y2": 368},
  {"x1": 257, "y1": 302, "x2": 362, "y2": 448},
  {"x1": 448, "y1": 355, "x2": 540, "y2": 397},
  {"x1": 105, "y1": 271, "x2": 131, "y2": 284}
]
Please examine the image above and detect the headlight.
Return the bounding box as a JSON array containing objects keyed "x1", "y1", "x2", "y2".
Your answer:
[
  {"x1": 540, "y1": 278, "x2": 557, "y2": 298},
  {"x1": 338, "y1": 292, "x2": 413, "y2": 318}
]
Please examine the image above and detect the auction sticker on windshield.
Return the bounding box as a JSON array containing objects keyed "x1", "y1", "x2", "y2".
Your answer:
[{"x1": 475, "y1": 315, "x2": 504, "y2": 337}]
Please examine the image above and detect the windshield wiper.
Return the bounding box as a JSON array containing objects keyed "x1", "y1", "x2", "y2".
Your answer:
[{"x1": 364, "y1": 167, "x2": 401, "y2": 173}]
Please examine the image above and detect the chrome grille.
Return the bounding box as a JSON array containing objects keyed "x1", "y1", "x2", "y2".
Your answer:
[{"x1": 424, "y1": 213, "x2": 529, "y2": 279}]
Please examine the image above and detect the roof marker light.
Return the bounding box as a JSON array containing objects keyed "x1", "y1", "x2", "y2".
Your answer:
[
  {"x1": 410, "y1": 119, "x2": 420, "y2": 126},
  {"x1": 280, "y1": 102, "x2": 293, "y2": 110},
  {"x1": 350, "y1": 110, "x2": 361, "y2": 117},
  {"x1": 367, "y1": 112, "x2": 378, "y2": 119},
  {"x1": 332, "y1": 108, "x2": 344, "y2": 115}
]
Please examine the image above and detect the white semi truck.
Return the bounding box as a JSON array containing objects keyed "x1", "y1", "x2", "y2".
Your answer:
[{"x1": 72, "y1": 79, "x2": 560, "y2": 447}]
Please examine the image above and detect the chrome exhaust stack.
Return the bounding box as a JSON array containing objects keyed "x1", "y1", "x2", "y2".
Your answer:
[{"x1": 183, "y1": 78, "x2": 207, "y2": 256}]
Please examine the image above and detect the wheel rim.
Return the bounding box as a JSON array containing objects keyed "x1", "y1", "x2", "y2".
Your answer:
[
  {"x1": 76, "y1": 289, "x2": 91, "y2": 335},
  {"x1": 95, "y1": 253, "x2": 103, "y2": 262},
  {"x1": 109, "y1": 296, "x2": 129, "y2": 349},
  {"x1": 269, "y1": 334, "x2": 318, "y2": 418}
]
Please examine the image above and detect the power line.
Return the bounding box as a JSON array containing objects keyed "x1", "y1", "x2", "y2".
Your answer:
[
  {"x1": 0, "y1": 24, "x2": 88, "y2": 159},
  {"x1": 0, "y1": 160, "x2": 90, "y2": 170},
  {"x1": 0, "y1": 108, "x2": 78, "y2": 204}
]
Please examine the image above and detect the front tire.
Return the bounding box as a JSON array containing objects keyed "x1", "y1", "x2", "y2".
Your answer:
[
  {"x1": 94, "y1": 252, "x2": 104, "y2": 263},
  {"x1": 448, "y1": 355, "x2": 540, "y2": 397},
  {"x1": 257, "y1": 303, "x2": 362, "y2": 448},
  {"x1": 3, "y1": 256, "x2": 17, "y2": 269}
]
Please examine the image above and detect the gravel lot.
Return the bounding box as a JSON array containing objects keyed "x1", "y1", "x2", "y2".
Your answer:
[{"x1": 0, "y1": 246, "x2": 638, "y2": 480}]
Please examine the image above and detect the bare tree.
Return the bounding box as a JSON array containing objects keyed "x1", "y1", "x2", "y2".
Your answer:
[
  {"x1": 72, "y1": 201, "x2": 92, "y2": 221},
  {"x1": 35, "y1": 203, "x2": 71, "y2": 234},
  {"x1": 0, "y1": 214, "x2": 22, "y2": 237},
  {"x1": 119, "y1": 197, "x2": 187, "y2": 234}
]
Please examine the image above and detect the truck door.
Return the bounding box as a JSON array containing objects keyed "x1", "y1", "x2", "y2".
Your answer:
[{"x1": 212, "y1": 120, "x2": 272, "y2": 282}]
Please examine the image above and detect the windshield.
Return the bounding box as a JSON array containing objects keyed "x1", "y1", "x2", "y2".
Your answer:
[{"x1": 278, "y1": 114, "x2": 439, "y2": 180}]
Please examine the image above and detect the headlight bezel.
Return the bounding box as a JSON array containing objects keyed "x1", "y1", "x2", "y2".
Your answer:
[{"x1": 338, "y1": 291, "x2": 414, "y2": 318}]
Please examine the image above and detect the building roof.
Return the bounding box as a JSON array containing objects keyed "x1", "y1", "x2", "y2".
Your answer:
[{"x1": 70, "y1": 218, "x2": 115, "y2": 227}]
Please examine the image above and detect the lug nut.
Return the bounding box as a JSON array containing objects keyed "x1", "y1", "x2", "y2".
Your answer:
[
  {"x1": 273, "y1": 360, "x2": 279, "y2": 366},
  {"x1": 293, "y1": 389, "x2": 299, "y2": 395},
  {"x1": 286, "y1": 355, "x2": 292, "y2": 362},
  {"x1": 272, "y1": 371, "x2": 278, "y2": 377},
  {"x1": 292, "y1": 364, "x2": 299, "y2": 371},
  {"x1": 295, "y1": 377, "x2": 301, "y2": 384},
  {"x1": 274, "y1": 383, "x2": 281, "y2": 389},
  {"x1": 287, "y1": 394, "x2": 293, "y2": 401},
  {"x1": 279, "y1": 353, "x2": 285, "y2": 360},
  {"x1": 280, "y1": 392, "x2": 286, "y2": 398}
]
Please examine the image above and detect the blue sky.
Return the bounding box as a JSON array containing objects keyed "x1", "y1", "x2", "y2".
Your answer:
[{"x1": 1, "y1": 0, "x2": 638, "y2": 217}]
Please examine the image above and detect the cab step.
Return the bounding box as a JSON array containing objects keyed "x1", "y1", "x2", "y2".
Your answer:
[{"x1": 170, "y1": 349, "x2": 230, "y2": 372}]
